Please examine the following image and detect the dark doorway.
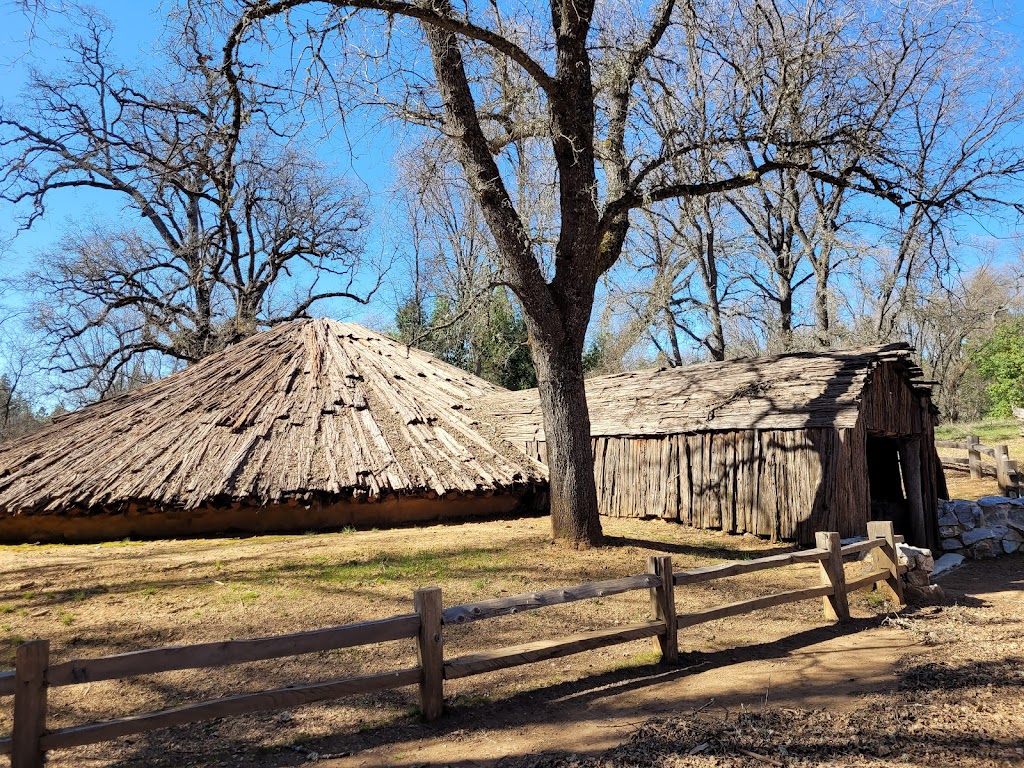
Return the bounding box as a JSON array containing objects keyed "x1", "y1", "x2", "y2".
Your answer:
[
  {"x1": 866, "y1": 433, "x2": 927, "y2": 545},
  {"x1": 867, "y1": 434, "x2": 909, "y2": 536}
]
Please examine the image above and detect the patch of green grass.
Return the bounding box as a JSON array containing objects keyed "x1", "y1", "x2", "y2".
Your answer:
[
  {"x1": 284, "y1": 546, "x2": 514, "y2": 587},
  {"x1": 21, "y1": 591, "x2": 35, "y2": 601},
  {"x1": 864, "y1": 589, "x2": 889, "y2": 609},
  {"x1": 140, "y1": 587, "x2": 160, "y2": 597},
  {"x1": 98, "y1": 537, "x2": 146, "y2": 548},
  {"x1": 608, "y1": 650, "x2": 664, "y2": 671},
  {"x1": 58, "y1": 611, "x2": 75, "y2": 626},
  {"x1": 0, "y1": 605, "x2": 14, "y2": 614},
  {"x1": 936, "y1": 419, "x2": 1021, "y2": 443}
]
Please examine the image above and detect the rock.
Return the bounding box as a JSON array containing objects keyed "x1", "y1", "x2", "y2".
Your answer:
[
  {"x1": 961, "y1": 527, "x2": 999, "y2": 546},
  {"x1": 977, "y1": 495, "x2": 1016, "y2": 505},
  {"x1": 1005, "y1": 527, "x2": 1024, "y2": 543},
  {"x1": 1008, "y1": 507, "x2": 1024, "y2": 533},
  {"x1": 905, "y1": 582, "x2": 945, "y2": 605},
  {"x1": 896, "y1": 544, "x2": 934, "y2": 574},
  {"x1": 937, "y1": 501, "x2": 959, "y2": 528},
  {"x1": 939, "y1": 525, "x2": 962, "y2": 538},
  {"x1": 953, "y1": 500, "x2": 982, "y2": 530},
  {"x1": 970, "y1": 539, "x2": 998, "y2": 559},
  {"x1": 941, "y1": 537, "x2": 963, "y2": 551},
  {"x1": 905, "y1": 569, "x2": 931, "y2": 587},
  {"x1": 932, "y1": 553, "x2": 966, "y2": 576},
  {"x1": 1002, "y1": 539, "x2": 1021, "y2": 555}
]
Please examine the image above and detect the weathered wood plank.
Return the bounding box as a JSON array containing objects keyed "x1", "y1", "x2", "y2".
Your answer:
[
  {"x1": 845, "y1": 569, "x2": 892, "y2": 593},
  {"x1": 413, "y1": 588, "x2": 444, "y2": 721},
  {"x1": 39, "y1": 668, "x2": 421, "y2": 751},
  {"x1": 444, "y1": 622, "x2": 665, "y2": 680},
  {"x1": 647, "y1": 555, "x2": 677, "y2": 663},
  {"x1": 816, "y1": 532, "x2": 849, "y2": 622},
  {"x1": 676, "y1": 586, "x2": 834, "y2": 629},
  {"x1": 47, "y1": 615, "x2": 420, "y2": 688},
  {"x1": 442, "y1": 574, "x2": 658, "y2": 625},
  {"x1": 12, "y1": 640, "x2": 48, "y2": 768},
  {"x1": 867, "y1": 521, "x2": 905, "y2": 606},
  {"x1": 840, "y1": 539, "x2": 884, "y2": 557},
  {"x1": 672, "y1": 548, "x2": 829, "y2": 587}
]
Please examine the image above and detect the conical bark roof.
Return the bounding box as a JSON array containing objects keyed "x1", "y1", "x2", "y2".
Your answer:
[{"x1": 0, "y1": 319, "x2": 545, "y2": 517}]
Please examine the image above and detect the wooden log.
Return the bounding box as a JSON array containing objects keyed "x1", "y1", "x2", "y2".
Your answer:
[
  {"x1": 47, "y1": 615, "x2": 420, "y2": 688},
  {"x1": 815, "y1": 532, "x2": 849, "y2": 622},
  {"x1": 898, "y1": 438, "x2": 927, "y2": 547},
  {"x1": 0, "y1": 670, "x2": 14, "y2": 698},
  {"x1": 39, "y1": 668, "x2": 420, "y2": 751},
  {"x1": 845, "y1": 569, "x2": 892, "y2": 593},
  {"x1": 968, "y1": 435, "x2": 982, "y2": 480},
  {"x1": 444, "y1": 621, "x2": 665, "y2": 680},
  {"x1": 676, "y1": 586, "x2": 833, "y2": 629},
  {"x1": 442, "y1": 574, "x2": 658, "y2": 625},
  {"x1": 12, "y1": 640, "x2": 48, "y2": 768},
  {"x1": 996, "y1": 446, "x2": 1012, "y2": 495},
  {"x1": 647, "y1": 555, "x2": 677, "y2": 663},
  {"x1": 672, "y1": 548, "x2": 828, "y2": 587},
  {"x1": 866, "y1": 521, "x2": 904, "y2": 606},
  {"x1": 840, "y1": 539, "x2": 885, "y2": 557},
  {"x1": 413, "y1": 588, "x2": 444, "y2": 721}
]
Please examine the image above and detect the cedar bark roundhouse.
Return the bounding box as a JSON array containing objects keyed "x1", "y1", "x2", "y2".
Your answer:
[
  {"x1": 478, "y1": 344, "x2": 946, "y2": 548},
  {"x1": 0, "y1": 320, "x2": 546, "y2": 542}
]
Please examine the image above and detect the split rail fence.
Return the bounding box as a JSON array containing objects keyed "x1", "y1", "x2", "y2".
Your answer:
[
  {"x1": 936, "y1": 436, "x2": 1021, "y2": 497},
  {"x1": 0, "y1": 521, "x2": 905, "y2": 768}
]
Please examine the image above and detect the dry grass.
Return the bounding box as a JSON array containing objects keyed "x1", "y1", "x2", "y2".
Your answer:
[
  {"x1": 935, "y1": 419, "x2": 1024, "y2": 500},
  {"x1": 0, "y1": 515, "x2": 889, "y2": 767}
]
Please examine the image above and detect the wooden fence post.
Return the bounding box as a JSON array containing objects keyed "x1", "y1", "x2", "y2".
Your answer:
[
  {"x1": 815, "y1": 532, "x2": 849, "y2": 622},
  {"x1": 967, "y1": 435, "x2": 982, "y2": 480},
  {"x1": 867, "y1": 521, "x2": 905, "y2": 607},
  {"x1": 413, "y1": 587, "x2": 444, "y2": 721},
  {"x1": 1006, "y1": 460, "x2": 1020, "y2": 498},
  {"x1": 12, "y1": 640, "x2": 48, "y2": 768},
  {"x1": 996, "y1": 445, "x2": 1012, "y2": 495},
  {"x1": 647, "y1": 555, "x2": 678, "y2": 663}
]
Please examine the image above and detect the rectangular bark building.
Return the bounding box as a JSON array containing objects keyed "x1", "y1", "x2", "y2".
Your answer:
[{"x1": 480, "y1": 344, "x2": 946, "y2": 548}]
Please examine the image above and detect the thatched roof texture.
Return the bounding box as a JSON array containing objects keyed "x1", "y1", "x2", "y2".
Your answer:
[
  {"x1": 478, "y1": 344, "x2": 934, "y2": 443},
  {"x1": 0, "y1": 320, "x2": 545, "y2": 518}
]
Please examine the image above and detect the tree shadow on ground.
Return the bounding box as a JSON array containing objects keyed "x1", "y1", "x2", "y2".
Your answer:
[
  {"x1": 603, "y1": 535, "x2": 785, "y2": 560},
  {"x1": 93, "y1": 616, "x2": 886, "y2": 768}
]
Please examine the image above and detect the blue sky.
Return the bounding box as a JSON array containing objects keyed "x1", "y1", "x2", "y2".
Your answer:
[
  {"x1": 0, "y1": 0, "x2": 410, "y2": 328},
  {"x1": 2, "y1": 0, "x2": 1024, "y2": 352}
]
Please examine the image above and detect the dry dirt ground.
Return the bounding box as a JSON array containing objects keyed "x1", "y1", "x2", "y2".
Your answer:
[{"x1": 0, "y1": 515, "x2": 1020, "y2": 767}]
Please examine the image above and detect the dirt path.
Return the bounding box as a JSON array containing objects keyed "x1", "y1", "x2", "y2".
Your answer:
[
  {"x1": 320, "y1": 615, "x2": 920, "y2": 766},
  {"x1": 318, "y1": 557, "x2": 1023, "y2": 768}
]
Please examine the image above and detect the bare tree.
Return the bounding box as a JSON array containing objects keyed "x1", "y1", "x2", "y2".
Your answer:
[
  {"x1": 182, "y1": 0, "x2": 1024, "y2": 546},
  {"x1": 1, "y1": 14, "x2": 375, "y2": 396}
]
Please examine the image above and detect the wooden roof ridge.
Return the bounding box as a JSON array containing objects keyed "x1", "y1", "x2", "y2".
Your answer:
[
  {"x1": 0, "y1": 319, "x2": 546, "y2": 518},
  {"x1": 474, "y1": 344, "x2": 935, "y2": 441}
]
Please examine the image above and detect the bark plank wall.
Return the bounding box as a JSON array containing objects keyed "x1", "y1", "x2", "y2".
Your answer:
[{"x1": 483, "y1": 345, "x2": 944, "y2": 548}]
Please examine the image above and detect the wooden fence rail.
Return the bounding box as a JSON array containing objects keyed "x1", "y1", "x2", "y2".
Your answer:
[
  {"x1": 0, "y1": 522, "x2": 904, "y2": 768},
  {"x1": 935, "y1": 436, "x2": 1021, "y2": 497}
]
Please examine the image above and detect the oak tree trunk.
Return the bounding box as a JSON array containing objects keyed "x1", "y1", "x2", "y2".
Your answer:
[{"x1": 530, "y1": 333, "x2": 603, "y2": 547}]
